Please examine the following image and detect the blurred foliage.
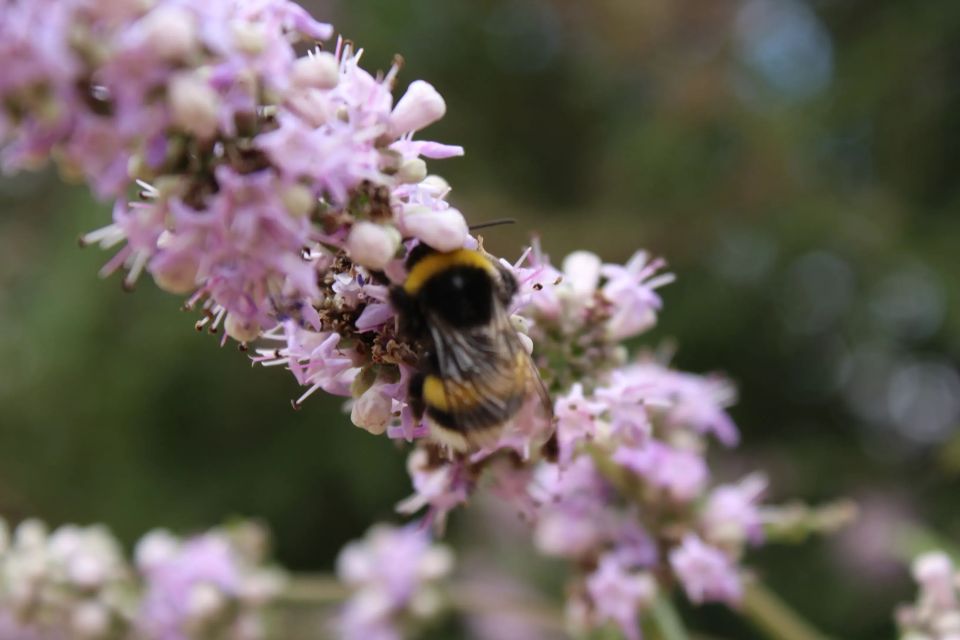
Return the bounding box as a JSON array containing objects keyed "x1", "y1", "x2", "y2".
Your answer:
[{"x1": 2, "y1": 0, "x2": 960, "y2": 638}]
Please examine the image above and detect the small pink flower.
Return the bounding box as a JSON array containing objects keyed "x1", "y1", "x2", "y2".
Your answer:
[
  {"x1": 613, "y1": 441, "x2": 708, "y2": 502},
  {"x1": 701, "y1": 474, "x2": 767, "y2": 548},
  {"x1": 586, "y1": 554, "x2": 657, "y2": 640},
  {"x1": 670, "y1": 535, "x2": 743, "y2": 605}
]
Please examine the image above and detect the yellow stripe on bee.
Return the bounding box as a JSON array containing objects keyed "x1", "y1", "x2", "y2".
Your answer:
[
  {"x1": 403, "y1": 249, "x2": 498, "y2": 295},
  {"x1": 421, "y1": 352, "x2": 530, "y2": 413}
]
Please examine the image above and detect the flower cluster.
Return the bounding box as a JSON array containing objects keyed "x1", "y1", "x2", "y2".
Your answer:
[
  {"x1": 0, "y1": 519, "x2": 133, "y2": 639},
  {"x1": 897, "y1": 551, "x2": 960, "y2": 640},
  {"x1": 389, "y1": 244, "x2": 839, "y2": 638},
  {"x1": 1, "y1": 0, "x2": 466, "y2": 406},
  {"x1": 335, "y1": 524, "x2": 453, "y2": 640},
  {"x1": 0, "y1": 517, "x2": 282, "y2": 640}
]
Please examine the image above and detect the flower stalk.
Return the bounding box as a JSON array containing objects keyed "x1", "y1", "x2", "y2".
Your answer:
[{"x1": 741, "y1": 578, "x2": 831, "y2": 640}]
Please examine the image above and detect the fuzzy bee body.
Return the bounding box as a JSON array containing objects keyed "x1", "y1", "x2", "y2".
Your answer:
[{"x1": 390, "y1": 244, "x2": 551, "y2": 452}]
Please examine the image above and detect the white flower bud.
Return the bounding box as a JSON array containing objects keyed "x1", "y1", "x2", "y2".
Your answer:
[
  {"x1": 389, "y1": 80, "x2": 446, "y2": 136},
  {"x1": 137, "y1": 6, "x2": 198, "y2": 60},
  {"x1": 15, "y1": 519, "x2": 48, "y2": 549},
  {"x1": 225, "y1": 314, "x2": 261, "y2": 343},
  {"x1": 350, "y1": 385, "x2": 393, "y2": 435},
  {"x1": 292, "y1": 52, "x2": 340, "y2": 90},
  {"x1": 238, "y1": 569, "x2": 286, "y2": 605},
  {"x1": 913, "y1": 551, "x2": 954, "y2": 584},
  {"x1": 336, "y1": 543, "x2": 373, "y2": 585},
  {"x1": 152, "y1": 257, "x2": 200, "y2": 295},
  {"x1": 403, "y1": 206, "x2": 467, "y2": 253},
  {"x1": 135, "y1": 530, "x2": 179, "y2": 572},
  {"x1": 562, "y1": 251, "x2": 602, "y2": 297},
  {"x1": 397, "y1": 158, "x2": 427, "y2": 184},
  {"x1": 187, "y1": 583, "x2": 226, "y2": 622},
  {"x1": 232, "y1": 20, "x2": 266, "y2": 54},
  {"x1": 346, "y1": 222, "x2": 401, "y2": 271},
  {"x1": 71, "y1": 601, "x2": 111, "y2": 638},
  {"x1": 68, "y1": 552, "x2": 107, "y2": 588},
  {"x1": 418, "y1": 547, "x2": 454, "y2": 580},
  {"x1": 282, "y1": 184, "x2": 316, "y2": 218},
  {"x1": 419, "y1": 174, "x2": 450, "y2": 196},
  {"x1": 168, "y1": 73, "x2": 221, "y2": 140}
]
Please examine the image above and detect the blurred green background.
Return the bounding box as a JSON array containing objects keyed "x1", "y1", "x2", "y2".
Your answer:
[{"x1": 2, "y1": 0, "x2": 960, "y2": 637}]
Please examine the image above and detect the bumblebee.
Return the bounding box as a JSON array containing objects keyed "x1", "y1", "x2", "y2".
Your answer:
[{"x1": 389, "y1": 243, "x2": 553, "y2": 453}]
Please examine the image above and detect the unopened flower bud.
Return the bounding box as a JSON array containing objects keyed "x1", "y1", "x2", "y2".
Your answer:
[
  {"x1": 225, "y1": 314, "x2": 261, "y2": 343},
  {"x1": 135, "y1": 530, "x2": 179, "y2": 572},
  {"x1": 187, "y1": 583, "x2": 226, "y2": 622},
  {"x1": 419, "y1": 175, "x2": 450, "y2": 196},
  {"x1": 292, "y1": 52, "x2": 340, "y2": 90},
  {"x1": 168, "y1": 73, "x2": 221, "y2": 140},
  {"x1": 281, "y1": 184, "x2": 316, "y2": 218},
  {"x1": 68, "y1": 552, "x2": 106, "y2": 588},
  {"x1": 15, "y1": 520, "x2": 47, "y2": 549},
  {"x1": 232, "y1": 20, "x2": 266, "y2": 54},
  {"x1": 389, "y1": 81, "x2": 446, "y2": 136},
  {"x1": 397, "y1": 158, "x2": 427, "y2": 184},
  {"x1": 418, "y1": 547, "x2": 454, "y2": 581},
  {"x1": 137, "y1": 6, "x2": 198, "y2": 60},
  {"x1": 350, "y1": 385, "x2": 392, "y2": 435},
  {"x1": 152, "y1": 257, "x2": 200, "y2": 295},
  {"x1": 563, "y1": 251, "x2": 602, "y2": 297},
  {"x1": 346, "y1": 222, "x2": 400, "y2": 271},
  {"x1": 403, "y1": 206, "x2": 467, "y2": 253}
]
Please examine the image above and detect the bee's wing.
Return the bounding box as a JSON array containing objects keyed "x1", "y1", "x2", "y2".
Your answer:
[{"x1": 425, "y1": 302, "x2": 553, "y2": 451}]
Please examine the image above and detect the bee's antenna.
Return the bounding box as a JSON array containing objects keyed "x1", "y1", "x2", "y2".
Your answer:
[{"x1": 468, "y1": 218, "x2": 516, "y2": 231}]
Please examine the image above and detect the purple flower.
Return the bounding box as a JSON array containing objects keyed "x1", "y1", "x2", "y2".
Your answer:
[
  {"x1": 586, "y1": 554, "x2": 657, "y2": 640},
  {"x1": 701, "y1": 474, "x2": 768, "y2": 549},
  {"x1": 396, "y1": 450, "x2": 470, "y2": 531},
  {"x1": 136, "y1": 529, "x2": 281, "y2": 640},
  {"x1": 600, "y1": 251, "x2": 675, "y2": 341},
  {"x1": 530, "y1": 458, "x2": 616, "y2": 558},
  {"x1": 553, "y1": 383, "x2": 607, "y2": 463},
  {"x1": 613, "y1": 441, "x2": 709, "y2": 503},
  {"x1": 336, "y1": 524, "x2": 453, "y2": 640},
  {"x1": 612, "y1": 361, "x2": 740, "y2": 447},
  {"x1": 669, "y1": 535, "x2": 743, "y2": 605}
]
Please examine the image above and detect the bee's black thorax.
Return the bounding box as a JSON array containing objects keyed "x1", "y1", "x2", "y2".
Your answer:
[{"x1": 419, "y1": 266, "x2": 495, "y2": 328}]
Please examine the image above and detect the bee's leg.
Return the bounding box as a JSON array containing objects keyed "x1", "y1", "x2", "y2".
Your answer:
[
  {"x1": 540, "y1": 430, "x2": 559, "y2": 463},
  {"x1": 408, "y1": 370, "x2": 426, "y2": 420},
  {"x1": 389, "y1": 285, "x2": 423, "y2": 337},
  {"x1": 495, "y1": 264, "x2": 518, "y2": 306}
]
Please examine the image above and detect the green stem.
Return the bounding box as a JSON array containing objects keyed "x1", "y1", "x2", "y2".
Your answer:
[
  {"x1": 740, "y1": 579, "x2": 830, "y2": 640},
  {"x1": 650, "y1": 595, "x2": 690, "y2": 640},
  {"x1": 276, "y1": 574, "x2": 348, "y2": 606},
  {"x1": 274, "y1": 574, "x2": 567, "y2": 633}
]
